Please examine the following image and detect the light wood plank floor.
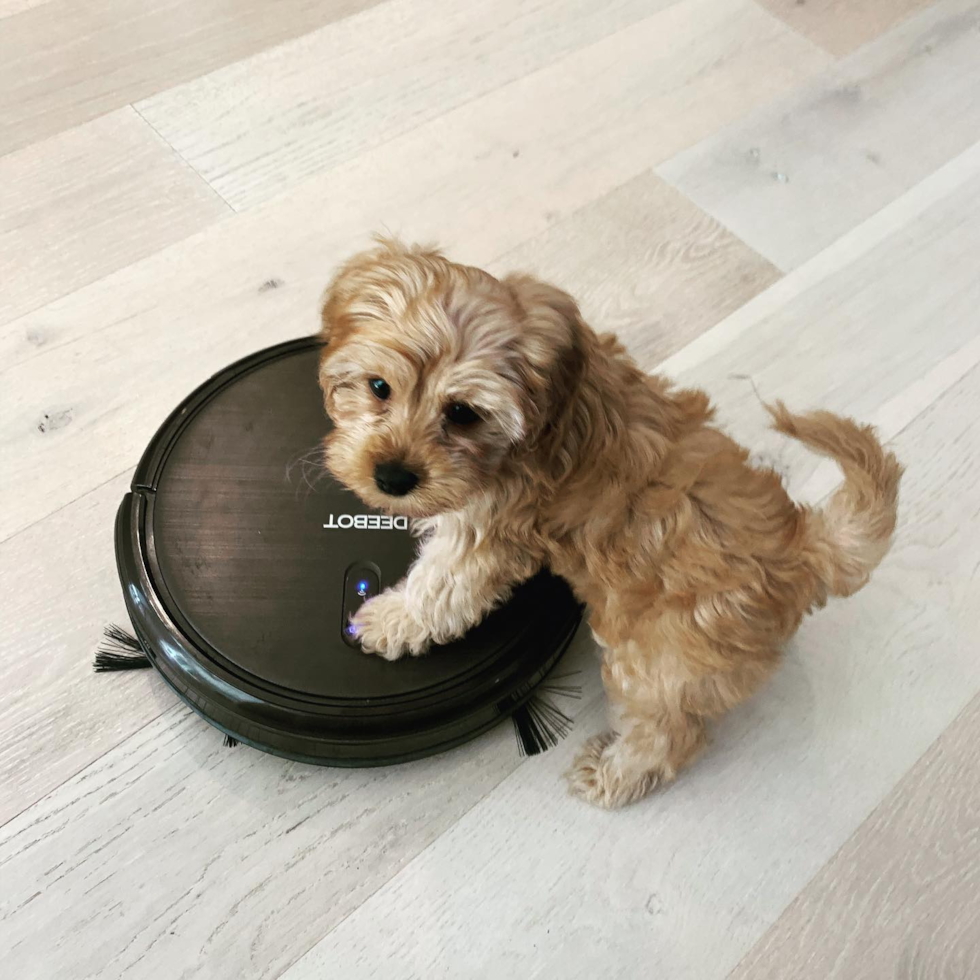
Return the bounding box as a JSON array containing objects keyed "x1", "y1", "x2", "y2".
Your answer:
[{"x1": 1, "y1": 2, "x2": 977, "y2": 977}]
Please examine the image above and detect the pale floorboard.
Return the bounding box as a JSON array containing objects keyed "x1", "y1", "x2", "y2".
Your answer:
[
  {"x1": 280, "y1": 365, "x2": 980, "y2": 980},
  {"x1": 659, "y1": 148, "x2": 980, "y2": 497},
  {"x1": 0, "y1": 472, "x2": 152, "y2": 824},
  {"x1": 0, "y1": 628, "x2": 596, "y2": 980},
  {"x1": 491, "y1": 172, "x2": 781, "y2": 366},
  {"x1": 0, "y1": 0, "x2": 827, "y2": 542},
  {"x1": 755, "y1": 0, "x2": 937, "y2": 56},
  {"x1": 0, "y1": 107, "x2": 228, "y2": 328},
  {"x1": 135, "y1": 0, "x2": 828, "y2": 210},
  {"x1": 730, "y1": 693, "x2": 980, "y2": 980},
  {"x1": 658, "y1": 0, "x2": 980, "y2": 270},
  {"x1": 0, "y1": 0, "x2": 386, "y2": 155},
  {"x1": 0, "y1": 0, "x2": 47, "y2": 18}
]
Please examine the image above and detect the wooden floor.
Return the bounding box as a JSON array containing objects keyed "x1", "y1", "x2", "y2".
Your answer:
[{"x1": 1, "y1": 1, "x2": 978, "y2": 976}]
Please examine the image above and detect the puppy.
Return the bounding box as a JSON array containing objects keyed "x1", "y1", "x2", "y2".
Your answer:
[{"x1": 317, "y1": 238, "x2": 902, "y2": 808}]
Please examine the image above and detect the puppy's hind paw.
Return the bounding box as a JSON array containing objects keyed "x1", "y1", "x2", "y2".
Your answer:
[
  {"x1": 565, "y1": 733, "x2": 659, "y2": 810},
  {"x1": 564, "y1": 732, "x2": 616, "y2": 806}
]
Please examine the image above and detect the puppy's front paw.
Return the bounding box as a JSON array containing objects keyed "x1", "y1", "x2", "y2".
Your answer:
[{"x1": 351, "y1": 590, "x2": 430, "y2": 661}]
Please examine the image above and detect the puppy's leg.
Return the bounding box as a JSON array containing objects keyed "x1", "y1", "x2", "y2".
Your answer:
[
  {"x1": 353, "y1": 524, "x2": 536, "y2": 660},
  {"x1": 567, "y1": 629, "x2": 778, "y2": 808},
  {"x1": 566, "y1": 670, "x2": 707, "y2": 809}
]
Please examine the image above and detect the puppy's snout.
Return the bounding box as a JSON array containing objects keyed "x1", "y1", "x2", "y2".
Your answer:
[{"x1": 374, "y1": 460, "x2": 420, "y2": 497}]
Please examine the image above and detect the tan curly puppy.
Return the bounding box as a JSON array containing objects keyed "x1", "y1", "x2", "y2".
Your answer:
[{"x1": 317, "y1": 238, "x2": 902, "y2": 809}]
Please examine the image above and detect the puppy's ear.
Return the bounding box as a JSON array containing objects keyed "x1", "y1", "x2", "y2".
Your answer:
[
  {"x1": 318, "y1": 282, "x2": 347, "y2": 349},
  {"x1": 503, "y1": 274, "x2": 585, "y2": 446},
  {"x1": 319, "y1": 236, "x2": 444, "y2": 348},
  {"x1": 317, "y1": 252, "x2": 369, "y2": 350},
  {"x1": 317, "y1": 262, "x2": 362, "y2": 402}
]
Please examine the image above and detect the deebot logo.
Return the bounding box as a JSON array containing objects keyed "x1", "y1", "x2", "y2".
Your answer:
[{"x1": 322, "y1": 513, "x2": 409, "y2": 531}]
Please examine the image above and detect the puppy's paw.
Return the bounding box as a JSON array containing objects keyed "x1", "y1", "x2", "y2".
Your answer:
[
  {"x1": 565, "y1": 732, "x2": 617, "y2": 807},
  {"x1": 565, "y1": 733, "x2": 659, "y2": 810},
  {"x1": 351, "y1": 590, "x2": 430, "y2": 661}
]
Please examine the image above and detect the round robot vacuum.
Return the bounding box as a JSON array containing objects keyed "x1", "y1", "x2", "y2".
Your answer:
[{"x1": 114, "y1": 337, "x2": 582, "y2": 766}]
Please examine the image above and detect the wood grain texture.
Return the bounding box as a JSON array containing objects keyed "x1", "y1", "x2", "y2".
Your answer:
[
  {"x1": 0, "y1": 0, "x2": 387, "y2": 155},
  {"x1": 0, "y1": 472, "x2": 160, "y2": 825},
  {"x1": 658, "y1": 0, "x2": 980, "y2": 270},
  {"x1": 655, "y1": 151, "x2": 980, "y2": 502},
  {"x1": 0, "y1": 628, "x2": 597, "y2": 980},
  {"x1": 0, "y1": 0, "x2": 828, "y2": 541},
  {"x1": 730, "y1": 694, "x2": 980, "y2": 980},
  {"x1": 0, "y1": 0, "x2": 47, "y2": 18},
  {"x1": 135, "y1": 0, "x2": 681, "y2": 210},
  {"x1": 491, "y1": 172, "x2": 781, "y2": 368},
  {"x1": 0, "y1": 107, "x2": 228, "y2": 327},
  {"x1": 283, "y1": 364, "x2": 980, "y2": 980},
  {"x1": 755, "y1": 0, "x2": 937, "y2": 56}
]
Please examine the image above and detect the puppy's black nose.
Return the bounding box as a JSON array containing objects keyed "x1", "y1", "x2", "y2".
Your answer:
[{"x1": 374, "y1": 461, "x2": 420, "y2": 497}]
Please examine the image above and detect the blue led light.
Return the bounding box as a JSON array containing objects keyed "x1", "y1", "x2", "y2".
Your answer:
[
  {"x1": 357, "y1": 580, "x2": 369, "y2": 596},
  {"x1": 346, "y1": 623, "x2": 358, "y2": 636}
]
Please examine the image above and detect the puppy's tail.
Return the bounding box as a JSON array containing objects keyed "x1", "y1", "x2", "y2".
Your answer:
[{"x1": 767, "y1": 402, "x2": 903, "y2": 598}]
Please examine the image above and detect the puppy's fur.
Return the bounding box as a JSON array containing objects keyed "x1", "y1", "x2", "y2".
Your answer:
[{"x1": 318, "y1": 238, "x2": 902, "y2": 808}]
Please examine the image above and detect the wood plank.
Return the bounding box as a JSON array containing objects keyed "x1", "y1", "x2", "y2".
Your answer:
[
  {"x1": 658, "y1": 0, "x2": 980, "y2": 270},
  {"x1": 654, "y1": 153, "x2": 980, "y2": 502},
  {"x1": 0, "y1": 0, "x2": 828, "y2": 541},
  {"x1": 0, "y1": 0, "x2": 48, "y2": 19},
  {"x1": 135, "y1": 0, "x2": 825, "y2": 210},
  {"x1": 0, "y1": 107, "x2": 228, "y2": 328},
  {"x1": 729, "y1": 694, "x2": 980, "y2": 980},
  {"x1": 755, "y1": 0, "x2": 937, "y2": 56},
  {"x1": 491, "y1": 172, "x2": 781, "y2": 367},
  {"x1": 0, "y1": 472, "x2": 157, "y2": 825},
  {"x1": 0, "y1": 0, "x2": 387, "y2": 155},
  {"x1": 280, "y1": 366, "x2": 980, "y2": 979},
  {"x1": 0, "y1": 628, "x2": 597, "y2": 980}
]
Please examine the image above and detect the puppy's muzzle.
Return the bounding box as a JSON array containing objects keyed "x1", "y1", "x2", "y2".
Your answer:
[{"x1": 374, "y1": 460, "x2": 420, "y2": 497}]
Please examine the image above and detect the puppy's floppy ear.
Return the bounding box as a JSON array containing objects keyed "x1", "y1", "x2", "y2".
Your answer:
[
  {"x1": 318, "y1": 235, "x2": 444, "y2": 348},
  {"x1": 317, "y1": 252, "x2": 370, "y2": 350},
  {"x1": 318, "y1": 282, "x2": 350, "y2": 408},
  {"x1": 503, "y1": 273, "x2": 585, "y2": 445}
]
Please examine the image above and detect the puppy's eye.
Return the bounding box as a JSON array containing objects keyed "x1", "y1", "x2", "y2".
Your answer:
[
  {"x1": 368, "y1": 377, "x2": 391, "y2": 401},
  {"x1": 444, "y1": 402, "x2": 481, "y2": 426}
]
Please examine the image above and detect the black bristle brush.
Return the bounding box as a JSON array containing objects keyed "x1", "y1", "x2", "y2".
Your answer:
[
  {"x1": 94, "y1": 624, "x2": 238, "y2": 745},
  {"x1": 511, "y1": 670, "x2": 582, "y2": 757},
  {"x1": 93, "y1": 624, "x2": 151, "y2": 672},
  {"x1": 96, "y1": 624, "x2": 581, "y2": 756}
]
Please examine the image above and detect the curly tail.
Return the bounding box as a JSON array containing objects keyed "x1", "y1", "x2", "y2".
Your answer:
[{"x1": 767, "y1": 402, "x2": 904, "y2": 598}]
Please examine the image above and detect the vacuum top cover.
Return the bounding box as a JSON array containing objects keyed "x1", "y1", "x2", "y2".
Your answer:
[{"x1": 116, "y1": 338, "x2": 581, "y2": 765}]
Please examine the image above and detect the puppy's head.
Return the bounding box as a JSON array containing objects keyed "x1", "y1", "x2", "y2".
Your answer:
[{"x1": 317, "y1": 238, "x2": 581, "y2": 517}]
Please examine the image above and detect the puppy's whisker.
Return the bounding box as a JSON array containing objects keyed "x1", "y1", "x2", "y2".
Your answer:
[{"x1": 285, "y1": 442, "x2": 330, "y2": 499}]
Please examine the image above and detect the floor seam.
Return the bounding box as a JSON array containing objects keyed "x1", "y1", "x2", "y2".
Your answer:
[{"x1": 129, "y1": 103, "x2": 237, "y2": 214}]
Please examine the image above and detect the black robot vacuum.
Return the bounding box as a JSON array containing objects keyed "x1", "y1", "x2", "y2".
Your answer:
[{"x1": 103, "y1": 337, "x2": 583, "y2": 766}]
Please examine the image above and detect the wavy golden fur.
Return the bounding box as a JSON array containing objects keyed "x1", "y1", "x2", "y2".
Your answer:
[{"x1": 318, "y1": 238, "x2": 903, "y2": 808}]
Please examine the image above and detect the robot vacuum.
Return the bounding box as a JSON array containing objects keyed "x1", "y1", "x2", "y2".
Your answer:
[{"x1": 107, "y1": 337, "x2": 582, "y2": 766}]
